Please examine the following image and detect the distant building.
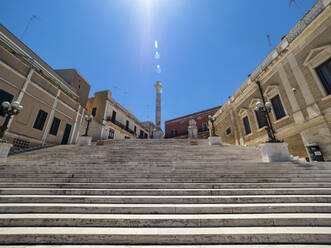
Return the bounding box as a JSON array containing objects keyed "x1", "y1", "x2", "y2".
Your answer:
[
  {"x1": 165, "y1": 106, "x2": 221, "y2": 139},
  {"x1": 55, "y1": 69, "x2": 90, "y2": 108},
  {"x1": 141, "y1": 121, "x2": 156, "y2": 138},
  {"x1": 86, "y1": 90, "x2": 149, "y2": 140},
  {"x1": 212, "y1": 0, "x2": 331, "y2": 161},
  {"x1": 0, "y1": 24, "x2": 90, "y2": 149}
]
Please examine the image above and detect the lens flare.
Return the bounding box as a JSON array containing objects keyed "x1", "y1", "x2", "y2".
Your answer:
[
  {"x1": 154, "y1": 40, "x2": 158, "y2": 49},
  {"x1": 154, "y1": 51, "x2": 160, "y2": 60},
  {"x1": 156, "y1": 64, "x2": 161, "y2": 74}
]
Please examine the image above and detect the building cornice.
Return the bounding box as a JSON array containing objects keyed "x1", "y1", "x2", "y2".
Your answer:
[{"x1": 215, "y1": 0, "x2": 330, "y2": 121}]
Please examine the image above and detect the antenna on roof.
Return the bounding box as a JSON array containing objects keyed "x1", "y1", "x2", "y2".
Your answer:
[
  {"x1": 21, "y1": 15, "x2": 38, "y2": 40},
  {"x1": 289, "y1": 0, "x2": 303, "y2": 15},
  {"x1": 266, "y1": 34, "x2": 272, "y2": 48}
]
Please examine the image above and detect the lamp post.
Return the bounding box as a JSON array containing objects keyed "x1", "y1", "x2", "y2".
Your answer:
[
  {"x1": 0, "y1": 101, "x2": 23, "y2": 140},
  {"x1": 255, "y1": 81, "x2": 280, "y2": 143},
  {"x1": 208, "y1": 115, "x2": 217, "y2": 137},
  {"x1": 83, "y1": 114, "x2": 93, "y2": 137}
]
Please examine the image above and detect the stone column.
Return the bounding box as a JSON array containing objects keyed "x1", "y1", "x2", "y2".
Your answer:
[
  {"x1": 41, "y1": 89, "x2": 61, "y2": 145},
  {"x1": 70, "y1": 105, "x2": 81, "y2": 144},
  {"x1": 155, "y1": 81, "x2": 162, "y2": 127},
  {"x1": 287, "y1": 54, "x2": 320, "y2": 119},
  {"x1": 7, "y1": 68, "x2": 34, "y2": 130},
  {"x1": 153, "y1": 81, "x2": 164, "y2": 139}
]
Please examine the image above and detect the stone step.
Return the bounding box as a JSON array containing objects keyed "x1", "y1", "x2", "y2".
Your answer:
[
  {"x1": 4, "y1": 162, "x2": 331, "y2": 169},
  {"x1": 1, "y1": 182, "x2": 331, "y2": 189},
  {"x1": 1, "y1": 177, "x2": 331, "y2": 183},
  {"x1": 0, "y1": 227, "x2": 330, "y2": 244},
  {"x1": 0, "y1": 203, "x2": 330, "y2": 214},
  {"x1": 2, "y1": 173, "x2": 331, "y2": 179},
  {"x1": 6, "y1": 168, "x2": 331, "y2": 174},
  {"x1": 1, "y1": 245, "x2": 331, "y2": 248},
  {"x1": 2, "y1": 187, "x2": 331, "y2": 196},
  {"x1": 3, "y1": 168, "x2": 331, "y2": 173},
  {"x1": 1, "y1": 195, "x2": 331, "y2": 204},
  {"x1": 2, "y1": 161, "x2": 329, "y2": 166},
  {"x1": 1, "y1": 213, "x2": 330, "y2": 227}
]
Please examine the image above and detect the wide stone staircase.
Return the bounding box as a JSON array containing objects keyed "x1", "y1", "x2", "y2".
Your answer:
[{"x1": 0, "y1": 139, "x2": 331, "y2": 247}]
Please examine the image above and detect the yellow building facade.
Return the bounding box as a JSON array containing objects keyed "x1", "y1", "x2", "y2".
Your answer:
[
  {"x1": 86, "y1": 90, "x2": 149, "y2": 140},
  {"x1": 213, "y1": 0, "x2": 331, "y2": 161}
]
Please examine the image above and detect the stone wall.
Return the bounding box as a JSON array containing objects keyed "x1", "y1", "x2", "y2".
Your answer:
[{"x1": 165, "y1": 106, "x2": 221, "y2": 139}]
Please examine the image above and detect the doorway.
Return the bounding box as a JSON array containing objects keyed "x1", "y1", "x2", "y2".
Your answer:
[{"x1": 61, "y1": 124, "x2": 72, "y2": 144}]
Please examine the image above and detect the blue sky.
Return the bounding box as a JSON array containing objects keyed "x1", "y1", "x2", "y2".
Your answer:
[{"x1": 1, "y1": 0, "x2": 316, "y2": 129}]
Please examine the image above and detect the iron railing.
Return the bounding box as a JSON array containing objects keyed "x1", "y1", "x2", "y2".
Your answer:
[{"x1": 106, "y1": 116, "x2": 138, "y2": 136}]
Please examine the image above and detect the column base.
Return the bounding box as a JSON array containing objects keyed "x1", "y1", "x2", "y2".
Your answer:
[
  {"x1": 259, "y1": 142, "x2": 291, "y2": 162},
  {"x1": 0, "y1": 143, "x2": 12, "y2": 162},
  {"x1": 152, "y1": 128, "x2": 164, "y2": 139},
  {"x1": 77, "y1": 136, "x2": 92, "y2": 146},
  {"x1": 208, "y1": 136, "x2": 222, "y2": 146}
]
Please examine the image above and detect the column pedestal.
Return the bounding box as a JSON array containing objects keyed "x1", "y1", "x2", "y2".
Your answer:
[
  {"x1": 77, "y1": 136, "x2": 92, "y2": 146},
  {"x1": 0, "y1": 143, "x2": 12, "y2": 162},
  {"x1": 259, "y1": 142, "x2": 291, "y2": 162}
]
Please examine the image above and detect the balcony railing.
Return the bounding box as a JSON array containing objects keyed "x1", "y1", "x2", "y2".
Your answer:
[{"x1": 106, "y1": 116, "x2": 138, "y2": 136}]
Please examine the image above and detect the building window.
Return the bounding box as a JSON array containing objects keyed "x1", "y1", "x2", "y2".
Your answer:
[
  {"x1": 33, "y1": 109, "x2": 48, "y2": 131},
  {"x1": 271, "y1": 95, "x2": 286, "y2": 120},
  {"x1": 315, "y1": 58, "x2": 331, "y2": 95},
  {"x1": 126, "y1": 120, "x2": 129, "y2": 130},
  {"x1": 108, "y1": 128, "x2": 114, "y2": 139},
  {"x1": 0, "y1": 89, "x2": 14, "y2": 117},
  {"x1": 172, "y1": 129, "x2": 177, "y2": 137},
  {"x1": 255, "y1": 110, "x2": 267, "y2": 129},
  {"x1": 49, "y1": 117, "x2": 61, "y2": 136},
  {"x1": 111, "y1": 111, "x2": 116, "y2": 122},
  {"x1": 134, "y1": 126, "x2": 137, "y2": 134},
  {"x1": 139, "y1": 130, "x2": 144, "y2": 138},
  {"x1": 92, "y1": 107, "x2": 97, "y2": 117},
  {"x1": 226, "y1": 127, "x2": 231, "y2": 135},
  {"x1": 243, "y1": 116, "x2": 251, "y2": 135},
  {"x1": 202, "y1": 122, "x2": 208, "y2": 131}
]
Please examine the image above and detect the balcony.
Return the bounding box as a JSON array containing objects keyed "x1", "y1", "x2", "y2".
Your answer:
[{"x1": 106, "y1": 116, "x2": 135, "y2": 135}]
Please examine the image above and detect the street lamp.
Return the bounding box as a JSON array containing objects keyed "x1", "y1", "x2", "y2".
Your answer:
[
  {"x1": 83, "y1": 114, "x2": 93, "y2": 136},
  {"x1": 0, "y1": 101, "x2": 23, "y2": 140},
  {"x1": 255, "y1": 81, "x2": 280, "y2": 143},
  {"x1": 208, "y1": 115, "x2": 217, "y2": 137}
]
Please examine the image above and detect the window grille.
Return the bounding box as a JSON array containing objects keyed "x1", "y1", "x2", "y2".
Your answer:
[{"x1": 13, "y1": 138, "x2": 30, "y2": 150}]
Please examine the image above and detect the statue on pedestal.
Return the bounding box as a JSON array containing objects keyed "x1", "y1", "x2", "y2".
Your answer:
[{"x1": 188, "y1": 119, "x2": 198, "y2": 139}]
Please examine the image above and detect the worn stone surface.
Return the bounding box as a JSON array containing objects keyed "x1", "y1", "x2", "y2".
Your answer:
[
  {"x1": 0, "y1": 143, "x2": 12, "y2": 162},
  {"x1": 0, "y1": 139, "x2": 330, "y2": 245},
  {"x1": 76, "y1": 136, "x2": 92, "y2": 146},
  {"x1": 209, "y1": 136, "x2": 222, "y2": 146},
  {"x1": 259, "y1": 142, "x2": 291, "y2": 162}
]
